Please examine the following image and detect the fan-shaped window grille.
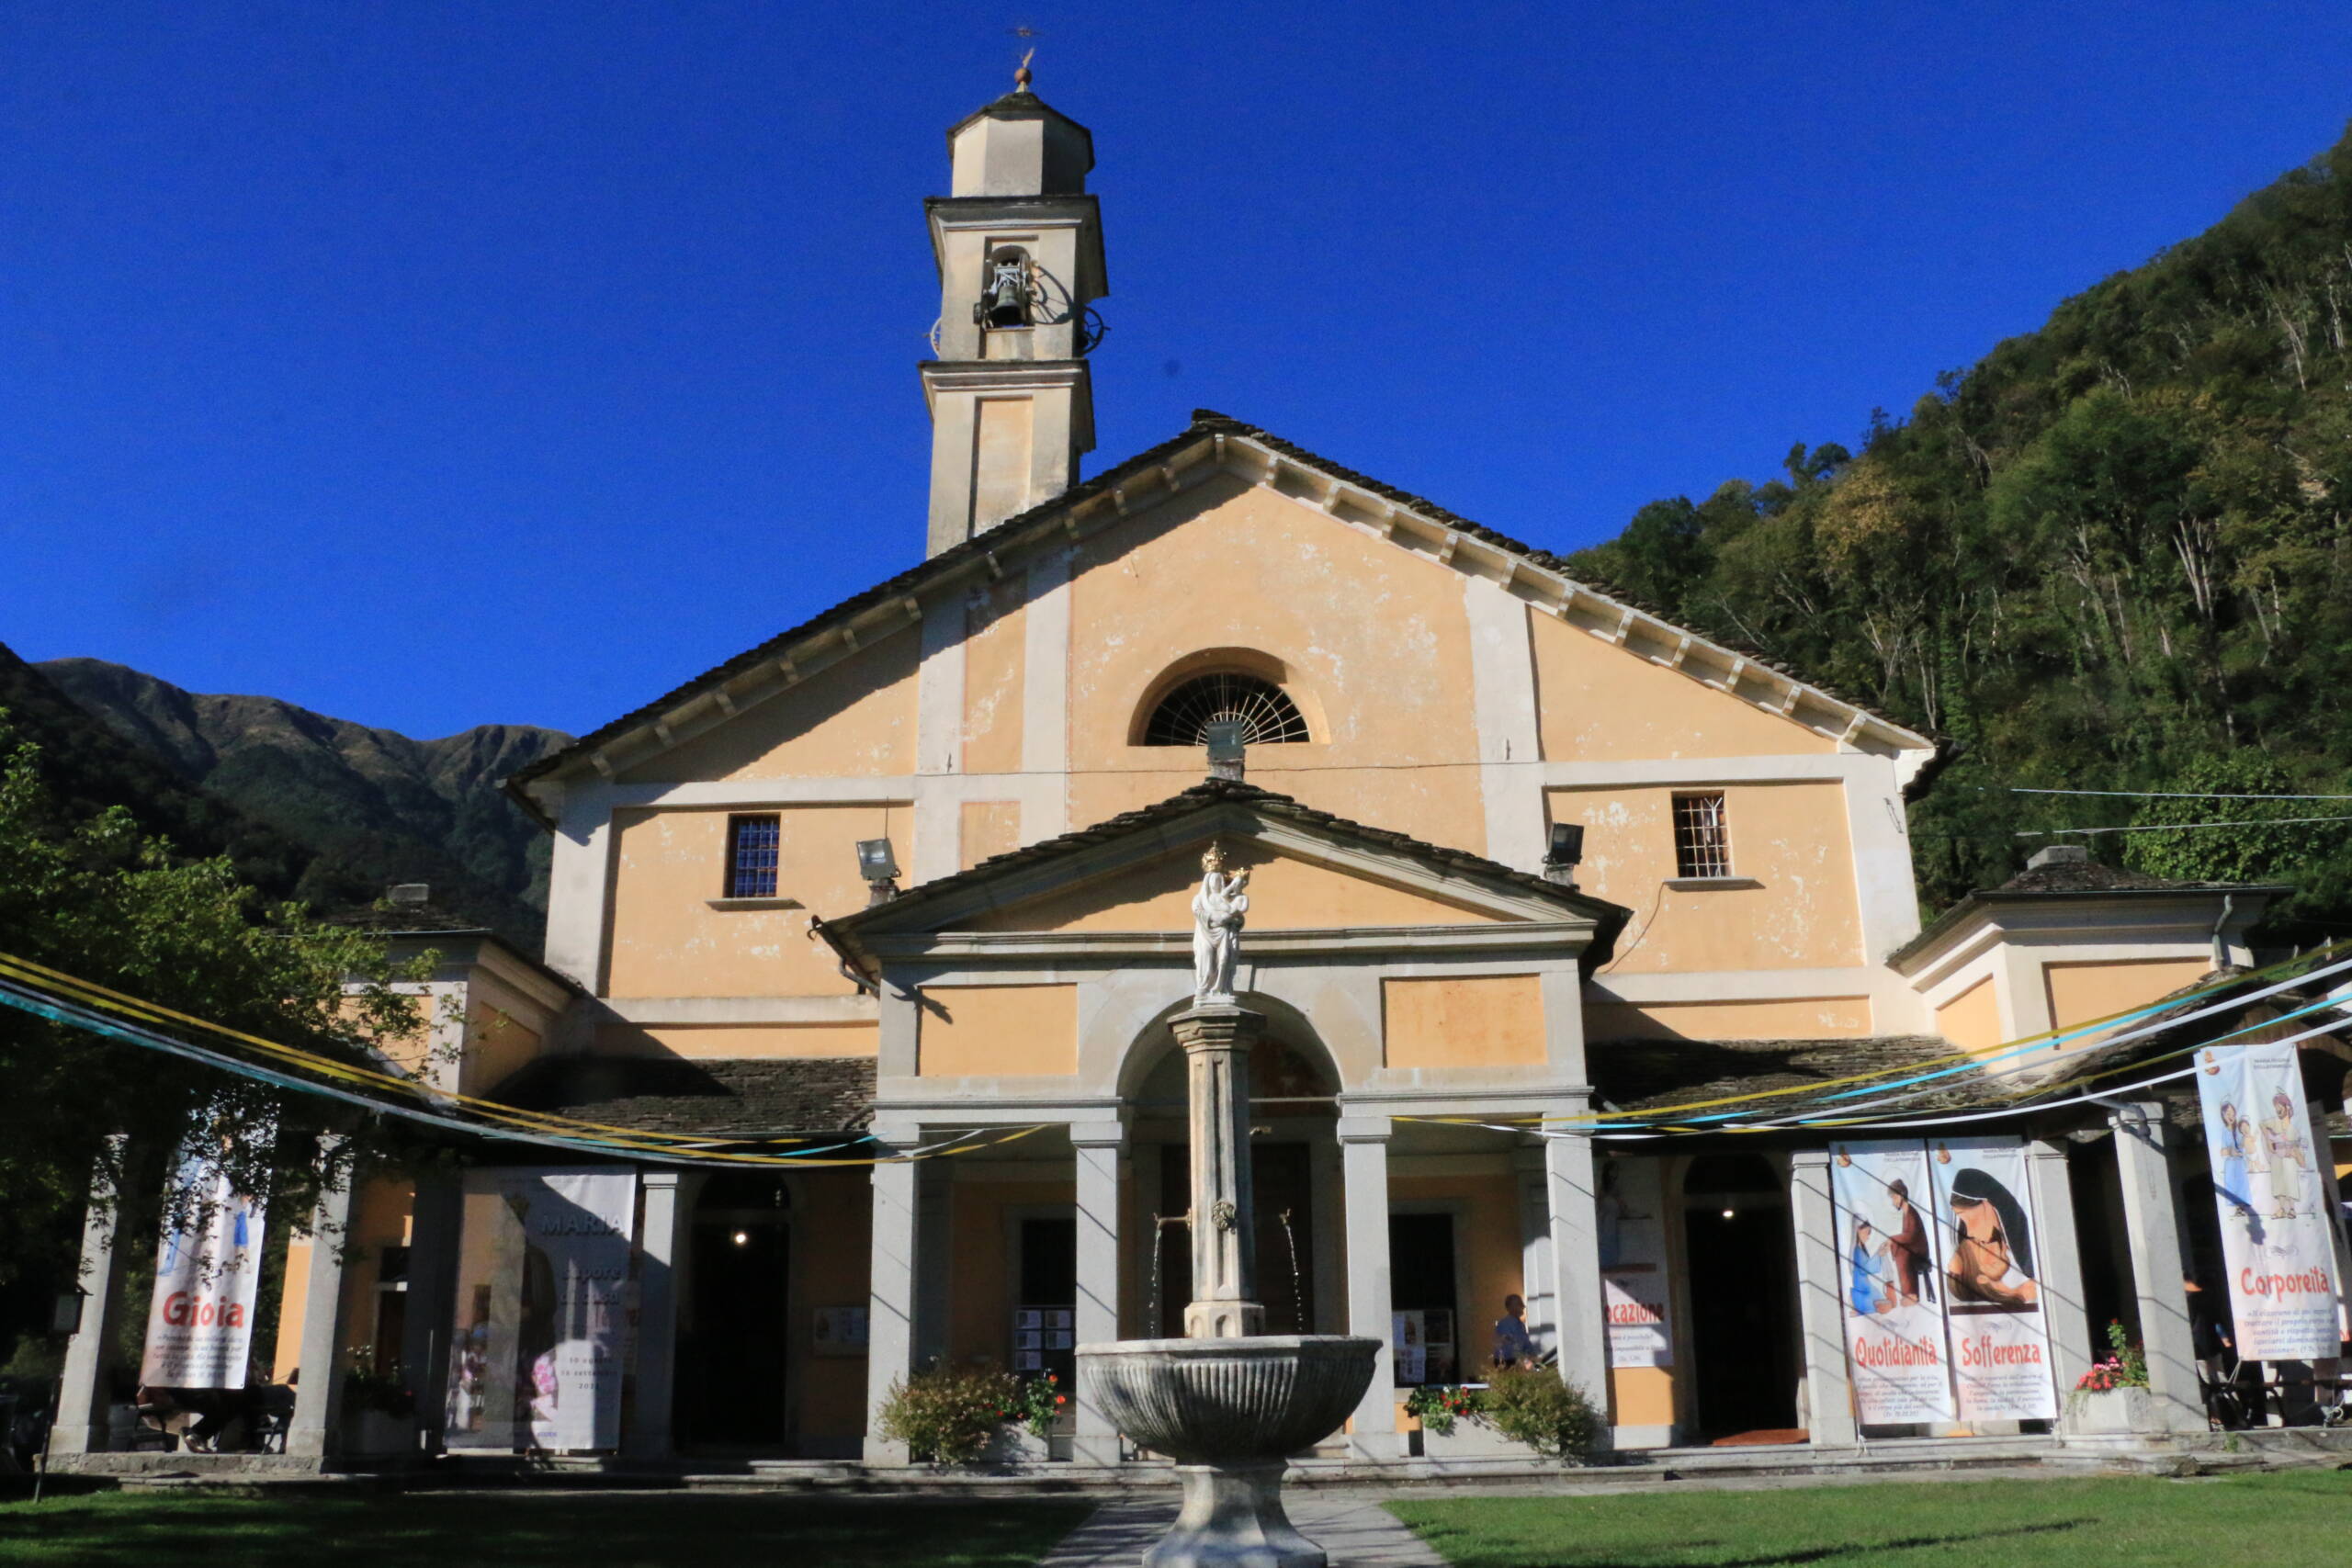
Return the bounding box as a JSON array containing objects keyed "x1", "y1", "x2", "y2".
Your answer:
[{"x1": 1142, "y1": 673, "x2": 1311, "y2": 746}]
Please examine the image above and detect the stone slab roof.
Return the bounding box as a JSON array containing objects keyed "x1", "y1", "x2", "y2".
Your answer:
[
  {"x1": 490, "y1": 1055, "x2": 876, "y2": 1137},
  {"x1": 1589, "y1": 1034, "x2": 1958, "y2": 1117}
]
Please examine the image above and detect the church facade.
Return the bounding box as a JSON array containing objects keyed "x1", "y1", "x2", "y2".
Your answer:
[{"x1": 51, "y1": 79, "x2": 2352, "y2": 1470}]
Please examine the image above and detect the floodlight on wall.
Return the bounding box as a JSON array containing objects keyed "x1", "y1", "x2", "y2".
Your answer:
[
  {"x1": 1204, "y1": 719, "x2": 1247, "y2": 781},
  {"x1": 1543, "y1": 822, "x2": 1585, "y2": 886},
  {"x1": 856, "y1": 838, "x2": 901, "y2": 906}
]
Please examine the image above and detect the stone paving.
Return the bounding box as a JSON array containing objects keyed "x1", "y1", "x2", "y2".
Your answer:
[{"x1": 1037, "y1": 1495, "x2": 1447, "y2": 1568}]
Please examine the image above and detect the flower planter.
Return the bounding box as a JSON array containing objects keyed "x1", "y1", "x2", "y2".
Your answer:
[
  {"x1": 342, "y1": 1408, "x2": 414, "y2": 1456},
  {"x1": 982, "y1": 1426, "x2": 1053, "y2": 1466},
  {"x1": 1413, "y1": 1422, "x2": 1525, "y2": 1461},
  {"x1": 2065, "y1": 1386, "x2": 2155, "y2": 1435}
]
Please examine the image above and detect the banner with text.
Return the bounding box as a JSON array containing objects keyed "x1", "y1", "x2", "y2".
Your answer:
[
  {"x1": 139, "y1": 1153, "x2": 269, "y2": 1389},
  {"x1": 1928, "y1": 1139, "x2": 2058, "y2": 1421},
  {"x1": 1600, "y1": 1158, "x2": 1673, "y2": 1369},
  {"x1": 1830, "y1": 1140, "x2": 1955, "y2": 1424},
  {"x1": 445, "y1": 1168, "x2": 637, "y2": 1451},
  {"x1": 2197, "y1": 1043, "x2": 2345, "y2": 1361}
]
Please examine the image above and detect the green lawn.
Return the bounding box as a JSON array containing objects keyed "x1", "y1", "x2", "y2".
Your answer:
[
  {"x1": 0, "y1": 1492, "x2": 1094, "y2": 1568},
  {"x1": 1389, "y1": 1471, "x2": 2352, "y2": 1568}
]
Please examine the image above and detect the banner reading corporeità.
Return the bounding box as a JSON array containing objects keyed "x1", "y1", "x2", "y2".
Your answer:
[{"x1": 2197, "y1": 1042, "x2": 2344, "y2": 1361}]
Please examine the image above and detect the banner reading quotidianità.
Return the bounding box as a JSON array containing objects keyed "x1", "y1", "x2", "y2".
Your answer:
[{"x1": 1830, "y1": 1141, "x2": 1956, "y2": 1424}]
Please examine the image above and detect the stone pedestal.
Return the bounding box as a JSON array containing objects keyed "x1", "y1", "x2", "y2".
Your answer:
[{"x1": 1172, "y1": 1005, "x2": 1266, "y2": 1340}]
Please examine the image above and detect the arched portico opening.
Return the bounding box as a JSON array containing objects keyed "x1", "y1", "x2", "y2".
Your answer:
[{"x1": 1122, "y1": 998, "x2": 1342, "y2": 1338}]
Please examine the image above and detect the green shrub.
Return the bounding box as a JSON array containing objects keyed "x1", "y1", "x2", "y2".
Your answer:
[
  {"x1": 875, "y1": 1365, "x2": 1020, "y2": 1464},
  {"x1": 1478, "y1": 1364, "x2": 1600, "y2": 1462}
]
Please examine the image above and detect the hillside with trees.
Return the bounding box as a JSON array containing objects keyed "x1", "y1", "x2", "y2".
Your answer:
[
  {"x1": 34, "y1": 655, "x2": 569, "y2": 950},
  {"x1": 1568, "y1": 121, "x2": 2352, "y2": 940}
]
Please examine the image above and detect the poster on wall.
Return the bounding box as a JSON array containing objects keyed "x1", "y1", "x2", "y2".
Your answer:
[
  {"x1": 1600, "y1": 1158, "x2": 1673, "y2": 1368},
  {"x1": 1927, "y1": 1138, "x2": 2058, "y2": 1421},
  {"x1": 139, "y1": 1151, "x2": 269, "y2": 1388},
  {"x1": 2197, "y1": 1043, "x2": 2345, "y2": 1361},
  {"x1": 1830, "y1": 1140, "x2": 1956, "y2": 1424},
  {"x1": 445, "y1": 1168, "x2": 637, "y2": 1451}
]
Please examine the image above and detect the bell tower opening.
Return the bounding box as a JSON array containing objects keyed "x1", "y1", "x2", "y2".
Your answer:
[{"x1": 919, "y1": 71, "x2": 1107, "y2": 557}]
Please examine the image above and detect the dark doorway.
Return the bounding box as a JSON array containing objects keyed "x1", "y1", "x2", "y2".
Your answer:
[
  {"x1": 1157, "y1": 1142, "x2": 1317, "y2": 1335},
  {"x1": 1389, "y1": 1213, "x2": 1460, "y2": 1386},
  {"x1": 1017, "y1": 1216, "x2": 1077, "y2": 1386},
  {"x1": 678, "y1": 1173, "x2": 790, "y2": 1448},
  {"x1": 1682, "y1": 1155, "x2": 1800, "y2": 1438}
]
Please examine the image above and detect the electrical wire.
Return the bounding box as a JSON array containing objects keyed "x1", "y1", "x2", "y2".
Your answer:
[{"x1": 2017, "y1": 815, "x2": 2352, "y2": 838}]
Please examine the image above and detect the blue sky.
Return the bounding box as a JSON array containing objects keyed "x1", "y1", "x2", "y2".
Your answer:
[{"x1": 6, "y1": 2, "x2": 2352, "y2": 739}]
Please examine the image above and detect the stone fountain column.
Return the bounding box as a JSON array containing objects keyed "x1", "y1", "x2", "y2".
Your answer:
[{"x1": 1175, "y1": 1003, "x2": 1267, "y2": 1339}]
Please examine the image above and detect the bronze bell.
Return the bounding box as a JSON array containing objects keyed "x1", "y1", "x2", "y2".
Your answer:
[{"x1": 980, "y1": 254, "x2": 1029, "y2": 328}]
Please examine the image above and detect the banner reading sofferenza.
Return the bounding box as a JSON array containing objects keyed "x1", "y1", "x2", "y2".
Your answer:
[
  {"x1": 1830, "y1": 1141, "x2": 1955, "y2": 1424},
  {"x1": 2198, "y1": 1042, "x2": 2344, "y2": 1361},
  {"x1": 140, "y1": 1151, "x2": 268, "y2": 1389},
  {"x1": 1928, "y1": 1139, "x2": 2058, "y2": 1421},
  {"x1": 445, "y1": 1168, "x2": 637, "y2": 1451}
]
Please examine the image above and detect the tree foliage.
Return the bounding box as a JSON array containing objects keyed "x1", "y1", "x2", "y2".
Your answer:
[
  {"x1": 0, "y1": 716, "x2": 428, "y2": 1362},
  {"x1": 1568, "y1": 122, "x2": 2352, "y2": 932}
]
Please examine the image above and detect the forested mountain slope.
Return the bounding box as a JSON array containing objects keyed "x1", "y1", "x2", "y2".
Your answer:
[
  {"x1": 1569, "y1": 122, "x2": 2352, "y2": 936},
  {"x1": 34, "y1": 655, "x2": 569, "y2": 949}
]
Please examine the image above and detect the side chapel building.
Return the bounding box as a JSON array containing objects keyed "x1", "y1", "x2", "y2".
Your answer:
[{"x1": 52, "y1": 76, "x2": 2352, "y2": 1468}]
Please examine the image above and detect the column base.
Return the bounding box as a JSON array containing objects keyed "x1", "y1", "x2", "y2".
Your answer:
[
  {"x1": 1147, "y1": 1461, "x2": 1327, "y2": 1568},
  {"x1": 1184, "y1": 1301, "x2": 1266, "y2": 1338}
]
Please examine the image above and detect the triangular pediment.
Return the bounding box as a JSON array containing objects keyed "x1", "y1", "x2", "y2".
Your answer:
[
  {"x1": 510, "y1": 412, "x2": 1937, "y2": 818},
  {"x1": 821, "y1": 780, "x2": 1626, "y2": 955}
]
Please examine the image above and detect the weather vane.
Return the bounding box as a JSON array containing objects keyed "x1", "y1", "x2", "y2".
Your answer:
[{"x1": 1008, "y1": 25, "x2": 1038, "y2": 91}]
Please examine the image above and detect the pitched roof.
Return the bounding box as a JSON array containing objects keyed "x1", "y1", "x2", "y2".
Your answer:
[
  {"x1": 490, "y1": 1055, "x2": 876, "y2": 1137},
  {"x1": 505, "y1": 411, "x2": 1941, "y2": 821},
  {"x1": 821, "y1": 775, "x2": 1630, "y2": 959},
  {"x1": 1890, "y1": 858, "x2": 2290, "y2": 968},
  {"x1": 1589, "y1": 1034, "x2": 1956, "y2": 1116}
]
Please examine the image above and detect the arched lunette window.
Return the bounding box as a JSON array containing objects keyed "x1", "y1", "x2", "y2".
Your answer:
[{"x1": 1141, "y1": 671, "x2": 1311, "y2": 747}]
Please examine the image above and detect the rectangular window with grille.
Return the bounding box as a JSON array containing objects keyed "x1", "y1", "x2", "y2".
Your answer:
[
  {"x1": 1672, "y1": 792, "x2": 1732, "y2": 879},
  {"x1": 725, "y1": 814, "x2": 781, "y2": 898}
]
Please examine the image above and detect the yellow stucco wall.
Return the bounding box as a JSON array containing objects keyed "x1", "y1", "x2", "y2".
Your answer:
[
  {"x1": 1062, "y1": 476, "x2": 1487, "y2": 853},
  {"x1": 2044, "y1": 956, "x2": 2211, "y2": 1042},
  {"x1": 962, "y1": 580, "x2": 1027, "y2": 776},
  {"x1": 272, "y1": 1174, "x2": 414, "y2": 1388},
  {"x1": 959, "y1": 800, "x2": 1023, "y2": 870},
  {"x1": 591, "y1": 1023, "x2": 878, "y2": 1059},
  {"x1": 619, "y1": 632, "x2": 919, "y2": 783},
  {"x1": 1935, "y1": 976, "x2": 2002, "y2": 1055},
  {"x1": 794, "y1": 1168, "x2": 874, "y2": 1444},
  {"x1": 1585, "y1": 996, "x2": 1873, "y2": 1042},
  {"x1": 1529, "y1": 609, "x2": 1839, "y2": 762},
  {"x1": 462, "y1": 1006, "x2": 541, "y2": 1096},
  {"x1": 919, "y1": 985, "x2": 1079, "y2": 1077},
  {"x1": 945, "y1": 1179, "x2": 1074, "y2": 1370},
  {"x1": 967, "y1": 844, "x2": 1508, "y2": 933},
  {"x1": 1383, "y1": 976, "x2": 1545, "y2": 1068},
  {"x1": 605, "y1": 803, "x2": 901, "y2": 997},
  {"x1": 1545, "y1": 782, "x2": 1861, "y2": 975},
  {"x1": 1611, "y1": 1365, "x2": 1675, "y2": 1428}
]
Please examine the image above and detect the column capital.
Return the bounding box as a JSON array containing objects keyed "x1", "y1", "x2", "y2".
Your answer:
[
  {"x1": 1336, "y1": 1116, "x2": 1392, "y2": 1145},
  {"x1": 1069, "y1": 1120, "x2": 1127, "y2": 1149},
  {"x1": 640, "y1": 1169, "x2": 685, "y2": 1191},
  {"x1": 1788, "y1": 1147, "x2": 1832, "y2": 1172},
  {"x1": 1170, "y1": 1003, "x2": 1268, "y2": 1052}
]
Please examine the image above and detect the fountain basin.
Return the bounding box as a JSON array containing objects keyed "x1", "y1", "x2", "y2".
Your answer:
[{"x1": 1076, "y1": 1335, "x2": 1379, "y2": 1463}]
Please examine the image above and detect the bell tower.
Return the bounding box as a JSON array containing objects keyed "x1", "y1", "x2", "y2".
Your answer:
[{"x1": 919, "y1": 70, "x2": 1106, "y2": 558}]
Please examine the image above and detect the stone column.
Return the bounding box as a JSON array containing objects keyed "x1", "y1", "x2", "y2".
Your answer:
[
  {"x1": 1172, "y1": 1005, "x2": 1265, "y2": 1338},
  {"x1": 2025, "y1": 1139, "x2": 2098, "y2": 1400},
  {"x1": 1788, "y1": 1150, "x2": 1858, "y2": 1448},
  {"x1": 1515, "y1": 1144, "x2": 1556, "y2": 1354},
  {"x1": 626, "y1": 1169, "x2": 684, "y2": 1460},
  {"x1": 400, "y1": 1162, "x2": 464, "y2": 1456},
  {"x1": 2109, "y1": 1101, "x2": 2205, "y2": 1433},
  {"x1": 863, "y1": 1122, "x2": 922, "y2": 1465},
  {"x1": 288, "y1": 1145, "x2": 357, "y2": 1460},
  {"x1": 50, "y1": 1140, "x2": 133, "y2": 1457},
  {"x1": 1544, "y1": 1132, "x2": 1612, "y2": 1445},
  {"x1": 1071, "y1": 1121, "x2": 1125, "y2": 1465},
  {"x1": 1339, "y1": 1115, "x2": 1401, "y2": 1462}
]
